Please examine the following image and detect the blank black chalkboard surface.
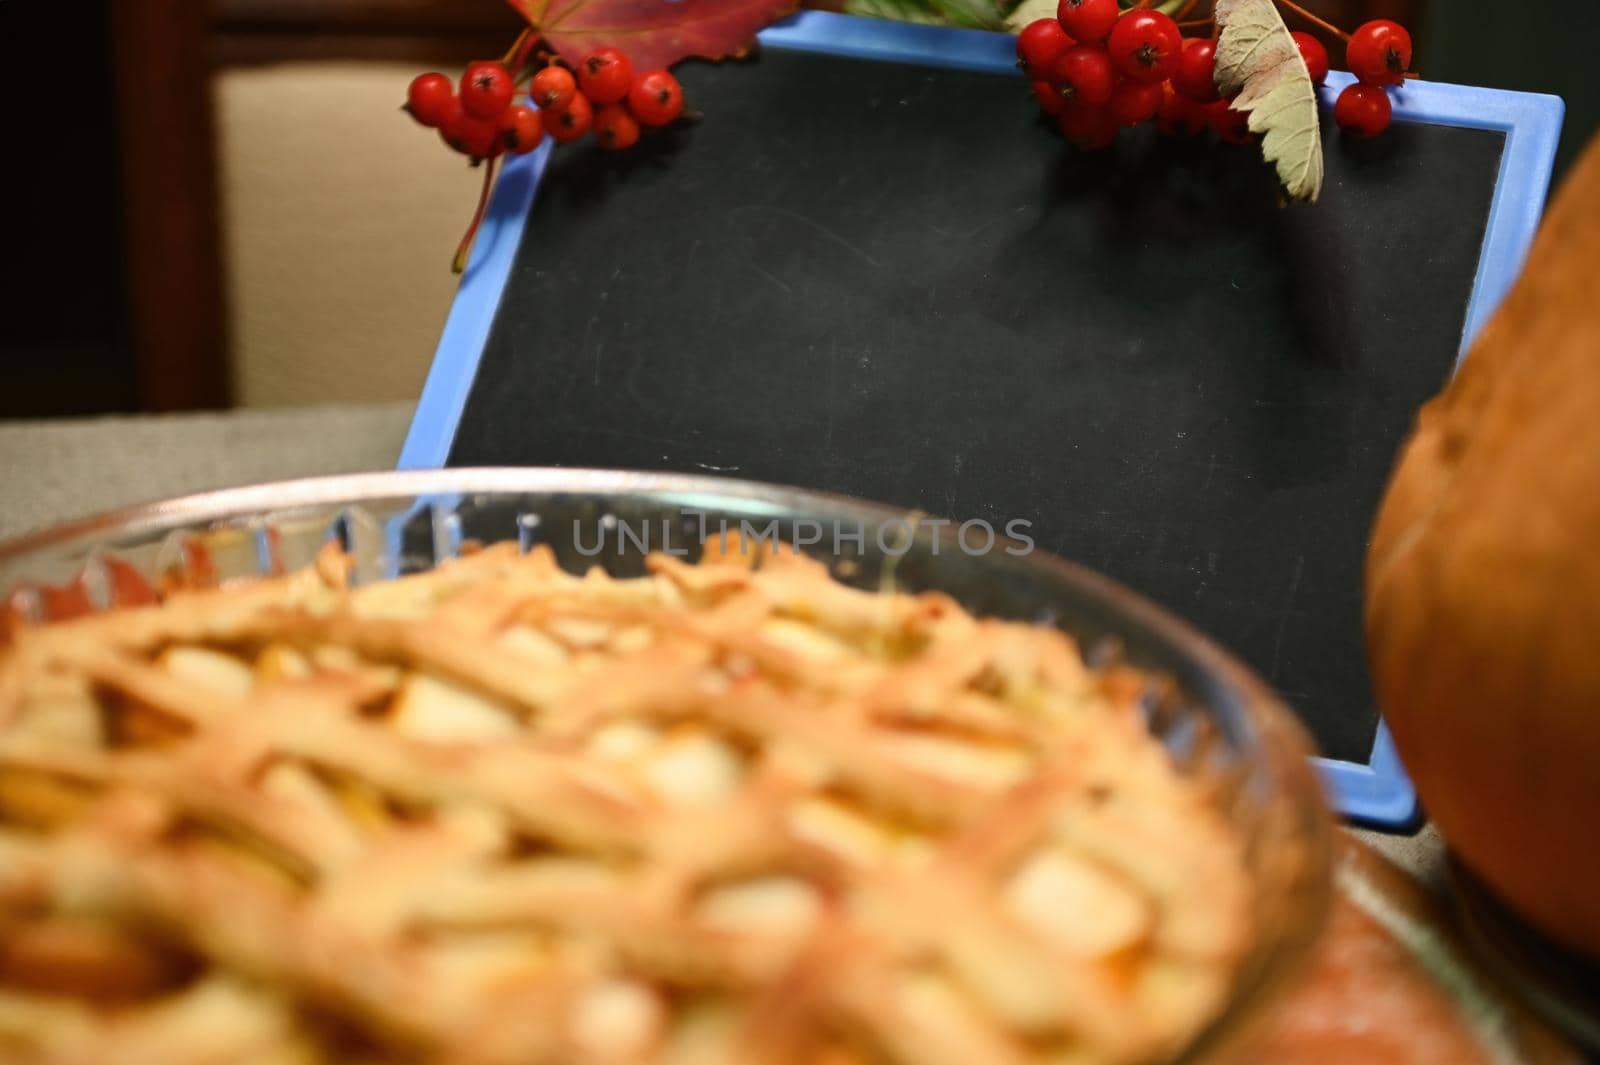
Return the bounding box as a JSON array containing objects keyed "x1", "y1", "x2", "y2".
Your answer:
[{"x1": 399, "y1": 12, "x2": 1562, "y2": 827}]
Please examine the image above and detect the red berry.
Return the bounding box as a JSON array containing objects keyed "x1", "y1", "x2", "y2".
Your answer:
[
  {"x1": 1107, "y1": 78, "x2": 1164, "y2": 126},
  {"x1": 1017, "y1": 18, "x2": 1074, "y2": 78},
  {"x1": 1056, "y1": 0, "x2": 1118, "y2": 44},
  {"x1": 1031, "y1": 78, "x2": 1066, "y2": 116},
  {"x1": 1050, "y1": 45, "x2": 1116, "y2": 108},
  {"x1": 593, "y1": 103, "x2": 640, "y2": 151},
  {"x1": 1334, "y1": 82, "x2": 1392, "y2": 137},
  {"x1": 460, "y1": 61, "x2": 514, "y2": 119},
  {"x1": 1058, "y1": 100, "x2": 1119, "y2": 149},
  {"x1": 1107, "y1": 10, "x2": 1182, "y2": 83},
  {"x1": 443, "y1": 106, "x2": 502, "y2": 159},
  {"x1": 530, "y1": 65, "x2": 578, "y2": 111},
  {"x1": 467, "y1": 123, "x2": 505, "y2": 160},
  {"x1": 1346, "y1": 19, "x2": 1411, "y2": 87},
  {"x1": 1208, "y1": 97, "x2": 1253, "y2": 144},
  {"x1": 435, "y1": 94, "x2": 467, "y2": 151},
  {"x1": 543, "y1": 93, "x2": 594, "y2": 143},
  {"x1": 1291, "y1": 31, "x2": 1330, "y2": 85},
  {"x1": 1158, "y1": 83, "x2": 1210, "y2": 136},
  {"x1": 1172, "y1": 38, "x2": 1221, "y2": 102},
  {"x1": 405, "y1": 72, "x2": 455, "y2": 127},
  {"x1": 627, "y1": 70, "x2": 684, "y2": 127},
  {"x1": 499, "y1": 104, "x2": 544, "y2": 154},
  {"x1": 578, "y1": 48, "x2": 633, "y2": 105}
]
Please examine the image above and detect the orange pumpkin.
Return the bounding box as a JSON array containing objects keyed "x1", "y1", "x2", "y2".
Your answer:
[{"x1": 1366, "y1": 133, "x2": 1600, "y2": 957}]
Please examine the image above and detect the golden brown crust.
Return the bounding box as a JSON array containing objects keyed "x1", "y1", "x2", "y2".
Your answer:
[{"x1": 0, "y1": 542, "x2": 1249, "y2": 1064}]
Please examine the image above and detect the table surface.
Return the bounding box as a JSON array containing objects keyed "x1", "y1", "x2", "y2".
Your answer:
[{"x1": 0, "y1": 402, "x2": 1443, "y2": 875}]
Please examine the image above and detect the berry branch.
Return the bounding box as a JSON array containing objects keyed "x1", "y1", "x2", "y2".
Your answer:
[
  {"x1": 405, "y1": 0, "x2": 1414, "y2": 270},
  {"x1": 1019, "y1": 0, "x2": 1413, "y2": 152},
  {"x1": 405, "y1": 26, "x2": 688, "y2": 271}
]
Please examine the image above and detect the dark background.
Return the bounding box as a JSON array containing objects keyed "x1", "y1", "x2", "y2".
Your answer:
[
  {"x1": 1, "y1": 0, "x2": 1591, "y2": 419},
  {"x1": 446, "y1": 50, "x2": 1501, "y2": 763},
  {"x1": 2, "y1": 0, "x2": 138, "y2": 416}
]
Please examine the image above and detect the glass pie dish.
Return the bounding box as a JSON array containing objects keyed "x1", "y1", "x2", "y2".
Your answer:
[{"x1": 0, "y1": 467, "x2": 1333, "y2": 1063}]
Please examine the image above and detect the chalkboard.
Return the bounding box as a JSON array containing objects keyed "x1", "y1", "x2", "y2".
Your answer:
[{"x1": 406, "y1": 12, "x2": 1564, "y2": 824}]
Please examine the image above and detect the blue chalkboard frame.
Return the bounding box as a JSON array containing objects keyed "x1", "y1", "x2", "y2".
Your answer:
[{"x1": 398, "y1": 9, "x2": 1564, "y2": 829}]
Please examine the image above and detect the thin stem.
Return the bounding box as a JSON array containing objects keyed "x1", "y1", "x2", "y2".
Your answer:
[
  {"x1": 1174, "y1": 0, "x2": 1206, "y2": 19},
  {"x1": 452, "y1": 157, "x2": 499, "y2": 275},
  {"x1": 501, "y1": 28, "x2": 532, "y2": 65},
  {"x1": 512, "y1": 34, "x2": 541, "y2": 73},
  {"x1": 1272, "y1": 0, "x2": 1349, "y2": 41},
  {"x1": 1176, "y1": 17, "x2": 1213, "y2": 31}
]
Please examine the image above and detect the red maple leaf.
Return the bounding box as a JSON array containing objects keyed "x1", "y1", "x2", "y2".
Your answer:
[{"x1": 507, "y1": 0, "x2": 799, "y2": 71}]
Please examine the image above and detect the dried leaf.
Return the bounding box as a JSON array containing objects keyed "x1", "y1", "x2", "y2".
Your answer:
[
  {"x1": 508, "y1": 0, "x2": 800, "y2": 72},
  {"x1": 1213, "y1": 0, "x2": 1324, "y2": 202}
]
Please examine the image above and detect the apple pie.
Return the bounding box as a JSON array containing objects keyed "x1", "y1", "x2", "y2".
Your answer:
[{"x1": 0, "y1": 536, "x2": 1250, "y2": 1064}]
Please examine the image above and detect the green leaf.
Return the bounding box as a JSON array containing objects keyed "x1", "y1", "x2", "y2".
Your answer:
[
  {"x1": 926, "y1": 0, "x2": 1008, "y2": 29},
  {"x1": 844, "y1": 0, "x2": 946, "y2": 24},
  {"x1": 847, "y1": 0, "x2": 1017, "y2": 30}
]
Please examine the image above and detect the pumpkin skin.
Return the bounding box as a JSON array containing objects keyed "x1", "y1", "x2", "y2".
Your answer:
[{"x1": 1366, "y1": 133, "x2": 1600, "y2": 958}]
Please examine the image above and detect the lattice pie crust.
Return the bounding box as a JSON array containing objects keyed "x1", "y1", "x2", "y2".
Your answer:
[{"x1": 0, "y1": 538, "x2": 1249, "y2": 1064}]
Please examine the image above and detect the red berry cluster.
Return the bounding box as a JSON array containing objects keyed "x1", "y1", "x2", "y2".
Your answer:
[
  {"x1": 1333, "y1": 19, "x2": 1413, "y2": 138},
  {"x1": 1019, "y1": 0, "x2": 1253, "y2": 151},
  {"x1": 1019, "y1": 1, "x2": 1410, "y2": 150},
  {"x1": 406, "y1": 41, "x2": 689, "y2": 271},
  {"x1": 404, "y1": 47, "x2": 685, "y2": 162},
  {"x1": 406, "y1": 63, "x2": 544, "y2": 162},
  {"x1": 534, "y1": 49, "x2": 687, "y2": 151}
]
